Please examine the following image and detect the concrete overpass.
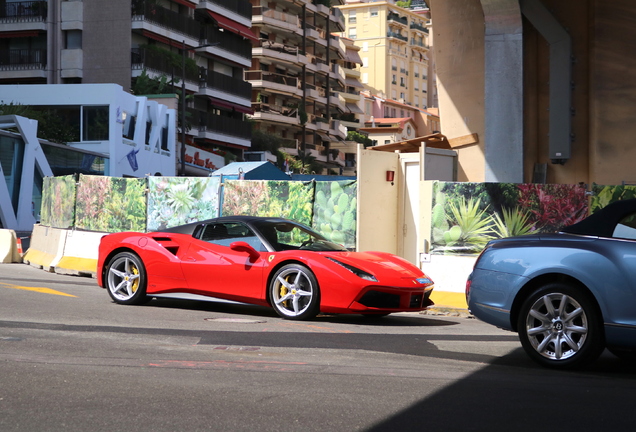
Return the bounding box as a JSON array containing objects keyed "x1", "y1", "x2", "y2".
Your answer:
[{"x1": 430, "y1": 0, "x2": 635, "y2": 185}]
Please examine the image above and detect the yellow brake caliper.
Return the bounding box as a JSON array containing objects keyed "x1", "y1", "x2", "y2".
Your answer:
[
  {"x1": 280, "y1": 275, "x2": 291, "y2": 307},
  {"x1": 131, "y1": 265, "x2": 139, "y2": 293}
]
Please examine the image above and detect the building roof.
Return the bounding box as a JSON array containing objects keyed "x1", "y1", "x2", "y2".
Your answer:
[
  {"x1": 210, "y1": 161, "x2": 291, "y2": 180},
  {"x1": 370, "y1": 133, "x2": 451, "y2": 152}
]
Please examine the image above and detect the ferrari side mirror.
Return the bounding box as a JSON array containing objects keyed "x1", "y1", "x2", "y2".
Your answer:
[{"x1": 230, "y1": 241, "x2": 260, "y2": 258}]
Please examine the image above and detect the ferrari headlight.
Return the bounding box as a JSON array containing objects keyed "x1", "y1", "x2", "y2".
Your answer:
[{"x1": 326, "y1": 257, "x2": 378, "y2": 281}]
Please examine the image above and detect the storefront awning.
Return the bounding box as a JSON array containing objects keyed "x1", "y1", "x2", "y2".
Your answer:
[
  {"x1": 345, "y1": 49, "x2": 363, "y2": 65},
  {"x1": 208, "y1": 97, "x2": 254, "y2": 115},
  {"x1": 208, "y1": 11, "x2": 259, "y2": 42},
  {"x1": 346, "y1": 103, "x2": 364, "y2": 114},
  {"x1": 345, "y1": 78, "x2": 365, "y2": 89}
]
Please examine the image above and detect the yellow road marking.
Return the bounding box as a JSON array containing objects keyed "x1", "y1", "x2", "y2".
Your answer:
[{"x1": 0, "y1": 282, "x2": 77, "y2": 297}]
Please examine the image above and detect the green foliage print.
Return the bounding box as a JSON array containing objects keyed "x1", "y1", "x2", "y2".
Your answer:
[
  {"x1": 590, "y1": 184, "x2": 636, "y2": 213},
  {"x1": 75, "y1": 175, "x2": 147, "y2": 233},
  {"x1": 40, "y1": 175, "x2": 76, "y2": 228},
  {"x1": 147, "y1": 177, "x2": 220, "y2": 231},
  {"x1": 312, "y1": 180, "x2": 357, "y2": 249},
  {"x1": 221, "y1": 181, "x2": 314, "y2": 226}
]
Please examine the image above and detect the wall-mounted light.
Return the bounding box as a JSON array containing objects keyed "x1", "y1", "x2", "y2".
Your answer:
[{"x1": 386, "y1": 170, "x2": 395, "y2": 186}]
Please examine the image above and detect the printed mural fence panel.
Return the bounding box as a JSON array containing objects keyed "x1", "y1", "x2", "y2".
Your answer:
[
  {"x1": 431, "y1": 181, "x2": 589, "y2": 255},
  {"x1": 74, "y1": 175, "x2": 147, "y2": 233},
  {"x1": 312, "y1": 180, "x2": 357, "y2": 249},
  {"x1": 221, "y1": 180, "x2": 315, "y2": 227},
  {"x1": 40, "y1": 175, "x2": 76, "y2": 229},
  {"x1": 147, "y1": 176, "x2": 221, "y2": 231},
  {"x1": 591, "y1": 184, "x2": 636, "y2": 213}
]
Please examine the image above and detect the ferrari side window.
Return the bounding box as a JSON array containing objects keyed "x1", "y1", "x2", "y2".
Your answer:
[
  {"x1": 201, "y1": 223, "x2": 266, "y2": 251},
  {"x1": 613, "y1": 213, "x2": 636, "y2": 240}
]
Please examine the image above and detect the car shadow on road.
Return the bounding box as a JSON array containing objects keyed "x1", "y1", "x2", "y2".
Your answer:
[
  {"x1": 147, "y1": 297, "x2": 460, "y2": 327},
  {"x1": 364, "y1": 348, "x2": 636, "y2": 431}
]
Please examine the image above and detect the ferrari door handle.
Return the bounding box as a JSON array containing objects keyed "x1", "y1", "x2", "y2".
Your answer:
[{"x1": 182, "y1": 256, "x2": 196, "y2": 262}]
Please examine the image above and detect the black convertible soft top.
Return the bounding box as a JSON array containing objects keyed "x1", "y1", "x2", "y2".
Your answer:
[{"x1": 561, "y1": 198, "x2": 636, "y2": 237}]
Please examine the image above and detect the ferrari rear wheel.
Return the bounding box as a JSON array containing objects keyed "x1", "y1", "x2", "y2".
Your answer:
[
  {"x1": 270, "y1": 264, "x2": 320, "y2": 320},
  {"x1": 106, "y1": 252, "x2": 148, "y2": 305},
  {"x1": 517, "y1": 283, "x2": 604, "y2": 369}
]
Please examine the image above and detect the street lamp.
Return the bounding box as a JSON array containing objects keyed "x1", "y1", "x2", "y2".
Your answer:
[{"x1": 180, "y1": 40, "x2": 220, "y2": 176}]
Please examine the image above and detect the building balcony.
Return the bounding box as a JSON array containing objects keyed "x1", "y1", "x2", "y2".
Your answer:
[
  {"x1": 131, "y1": 0, "x2": 200, "y2": 43},
  {"x1": 255, "y1": 40, "x2": 304, "y2": 67},
  {"x1": 304, "y1": 22, "x2": 327, "y2": 46},
  {"x1": 250, "y1": 102, "x2": 300, "y2": 126},
  {"x1": 198, "y1": 69, "x2": 252, "y2": 109},
  {"x1": 131, "y1": 47, "x2": 200, "y2": 92},
  {"x1": 410, "y1": 22, "x2": 428, "y2": 33},
  {"x1": 198, "y1": 112, "x2": 252, "y2": 148},
  {"x1": 330, "y1": 7, "x2": 345, "y2": 32},
  {"x1": 252, "y1": 6, "x2": 302, "y2": 36},
  {"x1": 387, "y1": 12, "x2": 408, "y2": 27},
  {"x1": 331, "y1": 63, "x2": 346, "y2": 84},
  {"x1": 387, "y1": 31, "x2": 408, "y2": 43},
  {"x1": 246, "y1": 70, "x2": 302, "y2": 98},
  {"x1": 410, "y1": 39, "x2": 429, "y2": 50},
  {"x1": 314, "y1": 56, "x2": 330, "y2": 74},
  {"x1": 305, "y1": 83, "x2": 327, "y2": 104},
  {"x1": 0, "y1": 1, "x2": 47, "y2": 22},
  {"x1": 329, "y1": 92, "x2": 347, "y2": 113},
  {"x1": 340, "y1": 89, "x2": 361, "y2": 103},
  {"x1": 344, "y1": 66, "x2": 360, "y2": 78},
  {"x1": 329, "y1": 34, "x2": 346, "y2": 59},
  {"x1": 0, "y1": 48, "x2": 46, "y2": 78},
  {"x1": 199, "y1": 28, "x2": 252, "y2": 68},
  {"x1": 330, "y1": 119, "x2": 347, "y2": 140},
  {"x1": 61, "y1": 48, "x2": 83, "y2": 79}
]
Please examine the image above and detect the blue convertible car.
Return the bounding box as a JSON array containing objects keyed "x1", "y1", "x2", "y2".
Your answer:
[{"x1": 467, "y1": 199, "x2": 636, "y2": 368}]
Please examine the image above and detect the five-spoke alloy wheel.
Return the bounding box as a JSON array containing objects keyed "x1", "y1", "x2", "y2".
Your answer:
[
  {"x1": 270, "y1": 264, "x2": 320, "y2": 320},
  {"x1": 517, "y1": 283, "x2": 604, "y2": 369},
  {"x1": 105, "y1": 252, "x2": 148, "y2": 305}
]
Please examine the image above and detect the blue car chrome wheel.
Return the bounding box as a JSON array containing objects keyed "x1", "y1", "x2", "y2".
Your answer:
[{"x1": 517, "y1": 283, "x2": 604, "y2": 369}]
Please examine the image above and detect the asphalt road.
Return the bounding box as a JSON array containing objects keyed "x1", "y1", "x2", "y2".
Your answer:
[{"x1": 1, "y1": 263, "x2": 636, "y2": 431}]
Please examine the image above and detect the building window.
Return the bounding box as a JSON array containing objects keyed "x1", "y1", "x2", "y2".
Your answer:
[
  {"x1": 349, "y1": 11, "x2": 356, "y2": 23},
  {"x1": 349, "y1": 27, "x2": 357, "y2": 39},
  {"x1": 65, "y1": 30, "x2": 82, "y2": 49},
  {"x1": 82, "y1": 106, "x2": 109, "y2": 141},
  {"x1": 122, "y1": 112, "x2": 136, "y2": 140},
  {"x1": 362, "y1": 57, "x2": 368, "y2": 68},
  {"x1": 362, "y1": 72, "x2": 368, "y2": 83},
  {"x1": 370, "y1": 8, "x2": 378, "y2": 17},
  {"x1": 362, "y1": 41, "x2": 368, "y2": 52}
]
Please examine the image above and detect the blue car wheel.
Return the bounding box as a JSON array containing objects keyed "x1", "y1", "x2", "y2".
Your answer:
[{"x1": 516, "y1": 283, "x2": 604, "y2": 369}]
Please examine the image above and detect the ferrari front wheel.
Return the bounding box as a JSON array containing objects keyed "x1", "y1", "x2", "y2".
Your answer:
[
  {"x1": 106, "y1": 252, "x2": 148, "y2": 305},
  {"x1": 270, "y1": 264, "x2": 320, "y2": 320}
]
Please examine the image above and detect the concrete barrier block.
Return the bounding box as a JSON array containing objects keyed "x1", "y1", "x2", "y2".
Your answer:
[
  {"x1": 0, "y1": 229, "x2": 21, "y2": 263},
  {"x1": 22, "y1": 225, "x2": 67, "y2": 272},
  {"x1": 55, "y1": 230, "x2": 106, "y2": 277}
]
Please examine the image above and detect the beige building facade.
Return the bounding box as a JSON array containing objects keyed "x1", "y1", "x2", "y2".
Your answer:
[{"x1": 336, "y1": 1, "x2": 432, "y2": 109}]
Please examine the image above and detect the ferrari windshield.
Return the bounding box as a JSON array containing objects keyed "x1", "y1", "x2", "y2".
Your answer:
[{"x1": 252, "y1": 220, "x2": 347, "y2": 252}]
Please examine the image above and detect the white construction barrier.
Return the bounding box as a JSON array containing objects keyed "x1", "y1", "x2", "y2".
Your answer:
[
  {"x1": 0, "y1": 229, "x2": 22, "y2": 263},
  {"x1": 22, "y1": 224, "x2": 67, "y2": 272},
  {"x1": 54, "y1": 230, "x2": 105, "y2": 277}
]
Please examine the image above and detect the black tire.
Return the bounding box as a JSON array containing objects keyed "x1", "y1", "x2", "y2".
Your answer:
[
  {"x1": 269, "y1": 264, "x2": 320, "y2": 320},
  {"x1": 516, "y1": 283, "x2": 604, "y2": 369},
  {"x1": 105, "y1": 252, "x2": 148, "y2": 305}
]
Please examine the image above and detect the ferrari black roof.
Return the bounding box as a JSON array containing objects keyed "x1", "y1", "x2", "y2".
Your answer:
[
  {"x1": 561, "y1": 198, "x2": 636, "y2": 237},
  {"x1": 158, "y1": 216, "x2": 301, "y2": 235}
]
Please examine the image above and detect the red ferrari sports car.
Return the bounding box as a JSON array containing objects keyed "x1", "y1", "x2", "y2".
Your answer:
[{"x1": 97, "y1": 216, "x2": 434, "y2": 320}]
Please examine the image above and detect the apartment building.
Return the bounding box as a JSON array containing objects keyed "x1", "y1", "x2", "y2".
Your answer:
[
  {"x1": 0, "y1": 0, "x2": 254, "y2": 176},
  {"x1": 248, "y1": 0, "x2": 357, "y2": 174},
  {"x1": 336, "y1": 0, "x2": 432, "y2": 109}
]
